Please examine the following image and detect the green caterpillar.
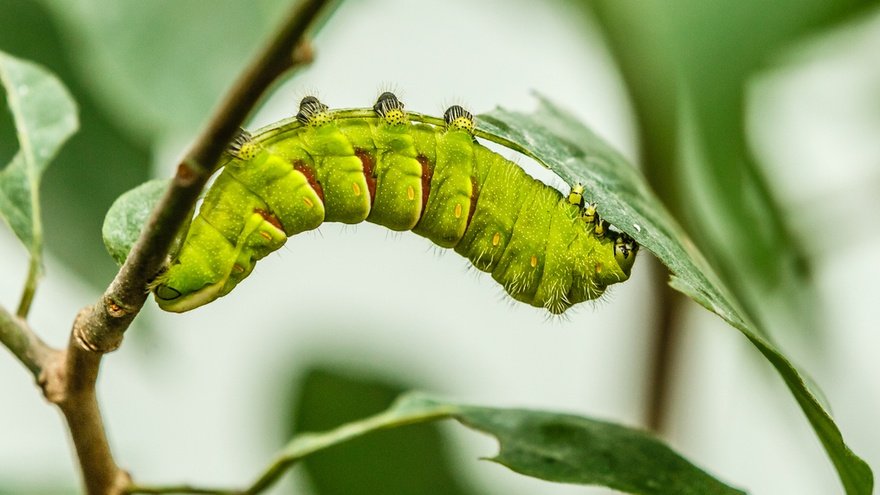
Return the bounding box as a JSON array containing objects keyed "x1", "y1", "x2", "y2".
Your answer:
[{"x1": 152, "y1": 93, "x2": 638, "y2": 314}]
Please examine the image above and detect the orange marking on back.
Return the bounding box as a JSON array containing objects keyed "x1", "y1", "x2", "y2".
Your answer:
[
  {"x1": 293, "y1": 160, "x2": 324, "y2": 201},
  {"x1": 492, "y1": 232, "x2": 501, "y2": 247},
  {"x1": 454, "y1": 203, "x2": 462, "y2": 219},
  {"x1": 303, "y1": 197, "x2": 314, "y2": 208},
  {"x1": 530, "y1": 255, "x2": 538, "y2": 268},
  {"x1": 354, "y1": 148, "x2": 377, "y2": 202},
  {"x1": 407, "y1": 185, "x2": 415, "y2": 200},
  {"x1": 352, "y1": 182, "x2": 361, "y2": 196},
  {"x1": 255, "y1": 209, "x2": 286, "y2": 233}
]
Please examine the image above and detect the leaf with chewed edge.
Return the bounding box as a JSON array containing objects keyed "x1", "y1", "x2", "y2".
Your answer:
[{"x1": 247, "y1": 393, "x2": 745, "y2": 495}]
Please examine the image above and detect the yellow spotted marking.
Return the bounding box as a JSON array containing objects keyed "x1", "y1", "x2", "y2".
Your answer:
[
  {"x1": 530, "y1": 255, "x2": 538, "y2": 268},
  {"x1": 239, "y1": 142, "x2": 259, "y2": 160},
  {"x1": 303, "y1": 197, "x2": 314, "y2": 208},
  {"x1": 407, "y1": 185, "x2": 415, "y2": 200},
  {"x1": 492, "y1": 232, "x2": 501, "y2": 247},
  {"x1": 384, "y1": 109, "x2": 407, "y2": 126},
  {"x1": 454, "y1": 203, "x2": 462, "y2": 218},
  {"x1": 450, "y1": 117, "x2": 475, "y2": 133}
]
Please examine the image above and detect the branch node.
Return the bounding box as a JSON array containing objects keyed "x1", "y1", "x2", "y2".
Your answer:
[
  {"x1": 39, "y1": 350, "x2": 67, "y2": 404},
  {"x1": 73, "y1": 306, "x2": 125, "y2": 354}
]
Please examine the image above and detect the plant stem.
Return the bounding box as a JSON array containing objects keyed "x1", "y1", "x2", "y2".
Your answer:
[
  {"x1": 16, "y1": 254, "x2": 40, "y2": 318},
  {"x1": 0, "y1": 304, "x2": 57, "y2": 377},
  {"x1": 645, "y1": 260, "x2": 683, "y2": 431},
  {"x1": 125, "y1": 486, "x2": 240, "y2": 495}
]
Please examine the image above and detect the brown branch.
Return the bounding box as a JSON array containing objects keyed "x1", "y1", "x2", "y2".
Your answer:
[
  {"x1": 22, "y1": 1, "x2": 335, "y2": 493},
  {"x1": 0, "y1": 304, "x2": 57, "y2": 378}
]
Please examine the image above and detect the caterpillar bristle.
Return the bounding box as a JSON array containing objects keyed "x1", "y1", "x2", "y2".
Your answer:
[
  {"x1": 228, "y1": 128, "x2": 260, "y2": 160},
  {"x1": 373, "y1": 92, "x2": 408, "y2": 126},
  {"x1": 296, "y1": 96, "x2": 331, "y2": 126},
  {"x1": 443, "y1": 105, "x2": 475, "y2": 133}
]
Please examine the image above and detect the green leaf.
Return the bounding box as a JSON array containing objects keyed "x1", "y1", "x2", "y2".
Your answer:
[
  {"x1": 249, "y1": 392, "x2": 744, "y2": 495},
  {"x1": 474, "y1": 96, "x2": 873, "y2": 494},
  {"x1": 101, "y1": 179, "x2": 170, "y2": 265},
  {"x1": 453, "y1": 399, "x2": 745, "y2": 495},
  {"x1": 0, "y1": 49, "x2": 78, "y2": 255}
]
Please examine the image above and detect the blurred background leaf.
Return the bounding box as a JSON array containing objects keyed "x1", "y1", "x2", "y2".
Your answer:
[
  {"x1": 587, "y1": 0, "x2": 878, "y2": 334},
  {"x1": 0, "y1": 49, "x2": 78, "y2": 256},
  {"x1": 39, "y1": 0, "x2": 295, "y2": 142},
  {"x1": 0, "y1": 0, "x2": 149, "y2": 287},
  {"x1": 287, "y1": 366, "x2": 478, "y2": 495}
]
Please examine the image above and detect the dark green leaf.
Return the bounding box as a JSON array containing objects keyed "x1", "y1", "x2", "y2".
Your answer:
[
  {"x1": 289, "y1": 368, "x2": 478, "y2": 495},
  {"x1": 475, "y1": 97, "x2": 873, "y2": 495},
  {"x1": 454, "y1": 400, "x2": 745, "y2": 495},
  {"x1": 0, "y1": 49, "x2": 77, "y2": 255},
  {"x1": 102, "y1": 179, "x2": 169, "y2": 265}
]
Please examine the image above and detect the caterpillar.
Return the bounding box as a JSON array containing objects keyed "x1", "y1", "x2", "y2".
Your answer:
[{"x1": 152, "y1": 93, "x2": 638, "y2": 314}]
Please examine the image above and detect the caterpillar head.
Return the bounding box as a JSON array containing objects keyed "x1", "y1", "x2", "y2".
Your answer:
[
  {"x1": 152, "y1": 266, "x2": 227, "y2": 313},
  {"x1": 612, "y1": 232, "x2": 638, "y2": 277}
]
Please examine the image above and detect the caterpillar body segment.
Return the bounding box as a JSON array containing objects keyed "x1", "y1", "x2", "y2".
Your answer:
[{"x1": 154, "y1": 94, "x2": 637, "y2": 313}]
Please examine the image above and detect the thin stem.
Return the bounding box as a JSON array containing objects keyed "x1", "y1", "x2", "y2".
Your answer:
[
  {"x1": 125, "y1": 486, "x2": 240, "y2": 495},
  {"x1": 0, "y1": 303, "x2": 57, "y2": 377},
  {"x1": 16, "y1": 254, "x2": 40, "y2": 318},
  {"x1": 645, "y1": 260, "x2": 683, "y2": 431}
]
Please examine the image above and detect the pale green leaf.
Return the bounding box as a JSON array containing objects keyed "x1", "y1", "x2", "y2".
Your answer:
[
  {"x1": 101, "y1": 179, "x2": 170, "y2": 266},
  {"x1": 0, "y1": 50, "x2": 78, "y2": 255}
]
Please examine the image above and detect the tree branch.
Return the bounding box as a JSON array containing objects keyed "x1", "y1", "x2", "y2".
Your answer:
[
  {"x1": 27, "y1": 1, "x2": 335, "y2": 493},
  {"x1": 0, "y1": 304, "x2": 57, "y2": 378}
]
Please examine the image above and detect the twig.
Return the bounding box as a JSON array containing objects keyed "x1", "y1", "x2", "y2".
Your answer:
[
  {"x1": 16, "y1": 255, "x2": 40, "y2": 317},
  {"x1": 124, "y1": 484, "x2": 240, "y2": 495},
  {"x1": 0, "y1": 304, "x2": 57, "y2": 377},
  {"x1": 22, "y1": 1, "x2": 334, "y2": 493},
  {"x1": 644, "y1": 260, "x2": 683, "y2": 431}
]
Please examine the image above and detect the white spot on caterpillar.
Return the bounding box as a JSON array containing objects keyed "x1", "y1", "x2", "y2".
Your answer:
[{"x1": 633, "y1": 223, "x2": 642, "y2": 233}]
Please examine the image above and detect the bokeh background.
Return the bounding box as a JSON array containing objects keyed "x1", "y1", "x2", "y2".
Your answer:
[{"x1": 1, "y1": 1, "x2": 879, "y2": 494}]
